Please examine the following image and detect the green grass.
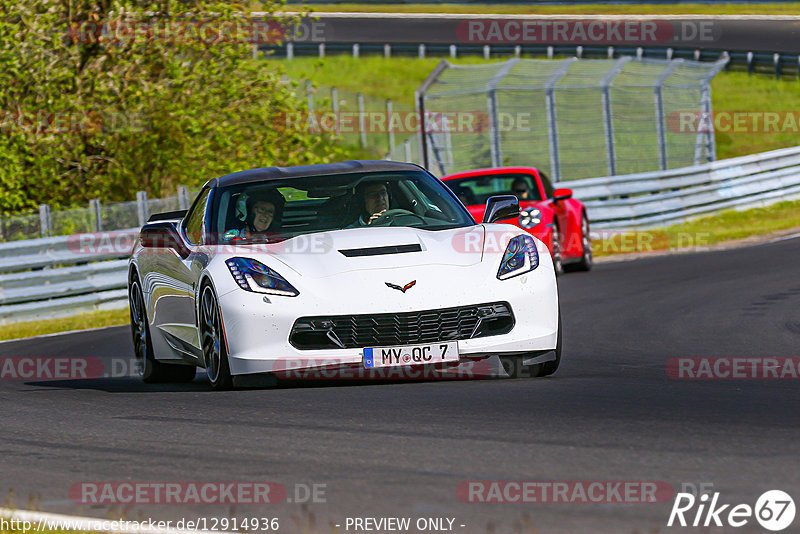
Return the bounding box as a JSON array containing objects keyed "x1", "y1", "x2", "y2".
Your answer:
[
  {"x1": 0, "y1": 308, "x2": 129, "y2": 342},
  {"x1": 276, "y1": 56, "x2": 800, "y2": 162},
  {"x1": 301, "y1": 3, "x2": 800, "y2": 14},
  {"x1": 592, "y1": 200, "x2": 800, "y2": 257}
]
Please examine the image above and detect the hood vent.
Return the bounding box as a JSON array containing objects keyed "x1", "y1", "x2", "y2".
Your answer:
[{"x1": 339, "y1": 243, "x2": 422, "y2": 258}]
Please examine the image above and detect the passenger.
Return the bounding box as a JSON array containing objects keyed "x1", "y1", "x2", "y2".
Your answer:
[
  {"x1": 348, "y1": 181, "x2": 391, "y2": 227},
  {"x1": 239, "y1": 189, "x2": 285, "y2": 239}
]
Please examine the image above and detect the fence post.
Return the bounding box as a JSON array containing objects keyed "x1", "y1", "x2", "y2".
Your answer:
[
  {"x1": 485, "y1": 58, "x2": 519, "y2": 168},
  {"x1": 331, "y1": 87, "x2": 340, "y2": 137},
  {"x1": 353, "y1": 43, "x2": 359, "y2": 58},
  {"x1": 384, "y1": 44, "x2": 391, "y2": 58},
  {"x1": 544, "y1": 58, "x2": 576, "y2": 181},
  {"x1": 449, "y1": 44, "x2": 456, "y2": 58},
  {"x1": 286, "y1": 42, "x2": 294, "y2": 60},
  {"x1": 483, "y1": 45, "x2": 490, "y2": 60},
  {"x1": 38, "y1": 204, "x2": 51, "y2": 238},
  {"x1": 386, "y1": 99, "x2": 395, "y2": 153},
  {"x1": 654, "y1": 60, "x2": 683, "y2": 171},
  {"x1": 318, "y1": 43, "x2": 325, "y2": 58},
  {"x1": 357, "y1": 92, "x2": 366, "y2": 148},
  {"x1": 774, "y1": 53, "x2": 781, "y2": 79},
  {"x1": 136, "y1": 191, "x2": 148, "y2": 227},
  {"x1": 418, "y1": 44, "x2": 425, "y2": 58},
  {"x1": 600, "y1": 57, "x2": 631, "y2": 177},
  {"x1": 178, "y1": 185, "x2": 190, "y2": 210},
  {"x1": 89, "y1": 198, "x2": 103, "y2": 232}
]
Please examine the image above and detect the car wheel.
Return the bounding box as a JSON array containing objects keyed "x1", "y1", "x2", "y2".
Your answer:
[
  {"x1": 571, "y1": 214, "x2": 593, "y2": 272},
  {"x1": 129, "y1": 279, "x2": 196, "y2": 383},
  {"x1": 199, "y1": 284, "x2": 233, "y2": 390},
  {"x1": 500, "y1": 306, "x2": 562, "y2": 378},
  {"x1": 551, "y1": 223, "x2": 564, "y2": 276}
]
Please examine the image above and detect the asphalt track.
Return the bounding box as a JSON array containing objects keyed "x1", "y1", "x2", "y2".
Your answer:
[
  {"x1": 2, "y1": 236, "x2": 800, "y2": 533},
  {"x1": 289, "y1": 13, "x2": 800, "y2": 53}
]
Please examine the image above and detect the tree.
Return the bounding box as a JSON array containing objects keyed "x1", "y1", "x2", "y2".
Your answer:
[{"x1": 0, "y1": 0, "x2": 343, "y2": 215}]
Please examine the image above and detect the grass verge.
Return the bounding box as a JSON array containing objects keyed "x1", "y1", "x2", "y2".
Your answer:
[
  {"x1": 301, "y1": 3, "x2": 800, "y2": 15},
  {"x1": 0, "y1": 308, "x2": 129, "y2": 342},
  {"x1": 592, "y1": 200, "x2": 800, "y2": 257}
]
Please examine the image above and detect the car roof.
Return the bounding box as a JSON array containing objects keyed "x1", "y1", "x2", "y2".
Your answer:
[
  {"x1": 441, "y1": 166, "x2": 540, "y2": 181},
  {"x1": 213, "y1": 160, "x2": 424, "y2": 187}
]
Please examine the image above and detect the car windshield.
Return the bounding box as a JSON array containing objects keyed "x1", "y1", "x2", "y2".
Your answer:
[
  {"x1": 209, "y1": 170, "x2": 475, "y2": 244},
  {"x1": 444, "y1": 173, "x2": 543, "y2": 205}
]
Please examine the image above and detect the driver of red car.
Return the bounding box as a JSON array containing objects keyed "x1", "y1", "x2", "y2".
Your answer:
[
  {"x1": 511, "y1": 178, "x2": 532, "y2": 200},
  {"x1": 348, "y1": 181, "x2": 391, "y2": 227}
]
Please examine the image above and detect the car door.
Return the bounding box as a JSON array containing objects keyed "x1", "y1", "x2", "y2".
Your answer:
[{"x1": 148, "y1": 187, "x2": 211, "y2": 363}]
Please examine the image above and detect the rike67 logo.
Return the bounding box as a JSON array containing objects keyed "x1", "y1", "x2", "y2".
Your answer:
[{"x1": 668, "y1": 490, "x2": 795, "y2": 531}]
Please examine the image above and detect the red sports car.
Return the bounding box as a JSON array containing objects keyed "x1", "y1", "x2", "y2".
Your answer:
[{"x1": 441, "y1": 166, "x2": 592, "y2": 274}]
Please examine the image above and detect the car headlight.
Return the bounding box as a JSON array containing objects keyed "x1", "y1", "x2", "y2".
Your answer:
[
  {"x1": 519, "y1": 208, "x2": 542, "y2": 229},
  {"x1": 497, "y1": 235, "x2": 539, "y2": 280},
  {"x1": 225, "y1": 257, "x2": 299, "y2": 296}
]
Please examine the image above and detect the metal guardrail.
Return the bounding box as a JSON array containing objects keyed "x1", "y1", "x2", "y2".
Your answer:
[
  {"x1": 2, "y1": 145, "x2": 800, "y2": 323},
  {"x1": 559, "y1": 145, "x2": 800, "y2": 228},
  {"x1": 0, "y1": 230, "x2": 136, "y2": 324}
]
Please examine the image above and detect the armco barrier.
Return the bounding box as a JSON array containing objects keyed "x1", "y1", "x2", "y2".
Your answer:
[
  {"x1": 559, "y1": 145, "x2": 800, "y2": 229},
  {"x1": 2, "y1": 145, "x2": 800, "y2": 323},
  {"x1": 0, "y1": 230, "x2": 137, "y2": 324}
]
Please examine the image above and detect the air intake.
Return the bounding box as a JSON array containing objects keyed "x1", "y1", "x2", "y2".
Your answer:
[{"x1": 338, "y1": 244, "x2": 422, "y2": 257}]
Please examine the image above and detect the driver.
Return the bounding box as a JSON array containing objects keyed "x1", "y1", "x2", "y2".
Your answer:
[
  {"x1": 510, "y1": 178, "x2": 532, "y2": 200},
  {"x1": 348, "y1": 181, "x2": 391, "y2": 227}
]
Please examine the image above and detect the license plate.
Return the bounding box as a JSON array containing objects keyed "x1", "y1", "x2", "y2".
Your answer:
[{"x1": 363, "y1": 341, "x2": 459, "y2": 368}]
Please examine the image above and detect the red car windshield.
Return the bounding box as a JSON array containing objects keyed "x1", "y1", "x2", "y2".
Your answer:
[{"x1": 444, "y1": 173, "x2": 543, "y2": 205}]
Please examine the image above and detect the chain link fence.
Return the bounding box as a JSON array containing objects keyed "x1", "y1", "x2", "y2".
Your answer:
[
  {"x1": 404, "y1": 56, "x2": 728, "y2": 180},
  {"x1": 289, "y1": 78, "x2": 418, "y2": 161}
]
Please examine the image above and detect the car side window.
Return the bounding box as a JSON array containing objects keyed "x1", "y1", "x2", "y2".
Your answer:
[
  {"x1": 537, "y1": 171, "x2": 555, "y2": 198},
  {"x1": 184, "y1": 188, "x2": 211, "y2": 245}
]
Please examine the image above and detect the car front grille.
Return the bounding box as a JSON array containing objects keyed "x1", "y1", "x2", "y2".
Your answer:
[{"x1": 289, "y1": 302, "x2": 514, "y2": 350}]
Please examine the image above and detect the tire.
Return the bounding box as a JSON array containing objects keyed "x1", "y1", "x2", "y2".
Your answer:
[
  {"x1": 551, "y1": 223, "x2": 564, "y2": 276},
  {"x1": 535, "y1": 306, "x2": 562, "y2": 377},
  {"x1": 129, "y1": 279, "x2": 196, "y2": 383},
  {"x1": 569, "y1": 214, "x2": 593, "y2": 272},
  {"x1": 199, "y1": 284, "x2": 233, "y2": 390},
  {"x1": 500, "y1": 306, "x2": 561, "y2": 378}
]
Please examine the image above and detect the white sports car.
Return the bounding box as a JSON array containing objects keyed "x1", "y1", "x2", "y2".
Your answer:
[{"x1": 128, "y1": 161, "x2": 561, "y2": 389}]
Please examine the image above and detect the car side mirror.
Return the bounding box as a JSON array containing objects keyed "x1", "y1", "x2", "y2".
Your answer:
[
  {"x1": 140, "y1": 222, "x2": 191, "y2": 259},
  {"x1": 553, "y1": 188, "x2": 573, "y2": 203},
  {"x1": 482, "y1": 195, "x2": 520, "y2": 224}
]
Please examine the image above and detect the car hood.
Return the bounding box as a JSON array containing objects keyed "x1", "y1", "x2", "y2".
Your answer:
[{"x1": 236, "y1": 225, "x2": 486, "y2": 279}]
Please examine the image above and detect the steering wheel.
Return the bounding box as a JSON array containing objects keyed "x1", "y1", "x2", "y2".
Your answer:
[{"x1": 370, "y1": 209, "x2": 427, "y2": 226}]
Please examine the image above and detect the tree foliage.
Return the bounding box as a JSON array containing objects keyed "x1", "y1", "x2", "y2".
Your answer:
[{"x1": 0, "y1": 0, "x2": 343, "y2": 215}]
